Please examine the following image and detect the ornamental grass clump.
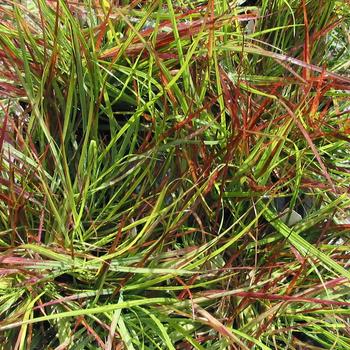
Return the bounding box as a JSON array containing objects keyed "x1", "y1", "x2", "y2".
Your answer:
[{"x1": 0, "y1": 0, "x2": 350, "y2": 349}]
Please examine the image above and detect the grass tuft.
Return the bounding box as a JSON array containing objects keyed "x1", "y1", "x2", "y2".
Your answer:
[{"x1": 1, "y1": 0, "x2": 350, "y2": 349}]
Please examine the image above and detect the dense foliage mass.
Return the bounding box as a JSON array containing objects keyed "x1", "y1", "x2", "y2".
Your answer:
[{"x1": 0, "y1": 0, "x2": 350, "y2": 349}]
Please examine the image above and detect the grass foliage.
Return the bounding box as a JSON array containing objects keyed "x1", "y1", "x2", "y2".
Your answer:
[{"x1": 0, "y1": 0, "x2": 350, "y2": 348}]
